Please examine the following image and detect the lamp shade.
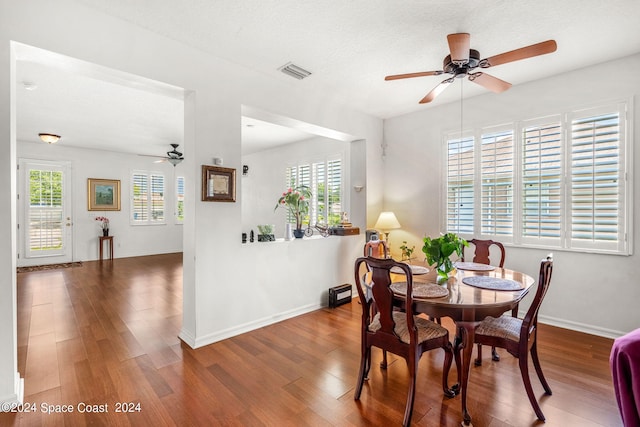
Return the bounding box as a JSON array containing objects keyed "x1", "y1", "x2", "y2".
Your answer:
[{"x1": 374, "y1": 211, "x2": 401, "y2": 231}]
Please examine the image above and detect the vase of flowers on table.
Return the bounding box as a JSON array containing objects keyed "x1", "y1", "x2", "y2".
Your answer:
[
  {"x1": 95, "y1": 216, "x2": 110, "y2": 236},
  {"x1": 422, "y1": 233, "x2": 468, "y2": 281},
  {"x1": 274, "y1": 186, "x2": 312, "y2": 238}
]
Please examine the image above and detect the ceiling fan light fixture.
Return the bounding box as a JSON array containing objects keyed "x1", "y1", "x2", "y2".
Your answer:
[
  {"x1": 39, "y1": 133, "x2": 60, "y2": 144},
  {"x1": 167, "y1": 157, "x2": 183, "y2": 166}
]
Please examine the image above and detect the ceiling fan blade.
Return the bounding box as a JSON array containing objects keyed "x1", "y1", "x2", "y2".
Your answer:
[
  {"x1": 481, "y1": 40, "x2": 557, "y2": 68},
  {"x1": 385, "y1": 70, "x2": 443, "y2": 80},
  {"x1": 447, "y1": 33, "x2": 471, "y2": 65},
  {"x1": 468, "y1": 72, "x2": 512, "y2": 93},
  {"x1": 419, "y1": 77, "x2": 454, "y2": 104}
]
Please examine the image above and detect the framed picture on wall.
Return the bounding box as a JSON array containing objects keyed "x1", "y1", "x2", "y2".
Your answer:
[
  {"x1": 201, "y1": 165, "x2": 236, "y2": 202},
  {"x1": 88, "y1": 178, "x2": 121, "y2": 211}
]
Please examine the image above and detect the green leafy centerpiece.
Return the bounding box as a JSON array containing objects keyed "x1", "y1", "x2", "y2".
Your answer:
[{"x1": 422, "y1": 233, "x2": 468, "y2": 281}]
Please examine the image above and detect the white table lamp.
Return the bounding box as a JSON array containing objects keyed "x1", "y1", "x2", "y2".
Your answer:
[{"x1": 374, "y1": 211, "x2": 401, "y2": 242}]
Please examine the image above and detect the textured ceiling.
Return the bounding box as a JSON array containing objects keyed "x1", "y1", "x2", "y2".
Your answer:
[
  {"x1": 76, "y1": 0, "x2": 640, "y2": 118},
  {"x1": 15, "y1": 1, "x2": 640, "y2": 157}
]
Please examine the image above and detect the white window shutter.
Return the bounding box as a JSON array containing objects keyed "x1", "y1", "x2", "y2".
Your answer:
[
  {"x1": 480, "y1": 130, "x2": 514, "y2": 236},
  {"x1": 521, "y1": 121, "x2": 563, "y2": 242},
  {"x1": 446, "y1": 136, "x2": 475, "y2": 234},
  {"x1": 569, "y1": 110, "x2": 623, "y2": 251}
]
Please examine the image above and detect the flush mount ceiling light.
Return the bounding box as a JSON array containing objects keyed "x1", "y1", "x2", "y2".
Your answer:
[{"x1": 39, "y1": 133, "x2": 61, "y2": 144}]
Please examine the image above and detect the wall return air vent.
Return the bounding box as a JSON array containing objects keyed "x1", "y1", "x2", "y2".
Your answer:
[{"x1": 278, "y1": 62, "x2": 312, "y2": 80}]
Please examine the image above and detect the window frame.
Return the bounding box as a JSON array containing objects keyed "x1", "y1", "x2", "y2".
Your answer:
[
  {"x1": 130, "y1": 170, "x2": 166, "y2": 226},
  {"x1": 442, "y1": 100, "x2": 632, "y2": 256},
  {"x1": 285, "y1": 153, "x2": 346, "y2": 227}
]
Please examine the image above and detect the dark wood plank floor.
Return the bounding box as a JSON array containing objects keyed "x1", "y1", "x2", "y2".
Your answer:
[{"x1": 1, "y1": 253, "x2": 622, "y2": 426}]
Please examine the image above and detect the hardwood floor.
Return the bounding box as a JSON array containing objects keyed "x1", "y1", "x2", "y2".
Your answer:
[{"x1": 1, "y1": 253, "x2": 622, "y2": 426}]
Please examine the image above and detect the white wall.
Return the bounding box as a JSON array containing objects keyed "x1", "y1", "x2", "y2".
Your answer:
[
  {"x1": 382, "y1": 53, "x2": 640, "y2": 337},
  {"x1": 242, "y1": 136, "x2": 350, "y2": 235},
  {"x1": 0, "y1": 0, "x2": 383, "y2": 403},
  {"x1": 17, "y1": 141, "x2": 183, "y2": 263}
]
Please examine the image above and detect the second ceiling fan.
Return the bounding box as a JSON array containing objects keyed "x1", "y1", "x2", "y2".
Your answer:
[{"x1": 385, "y1": 33, "x2": 557, "y2": 104}]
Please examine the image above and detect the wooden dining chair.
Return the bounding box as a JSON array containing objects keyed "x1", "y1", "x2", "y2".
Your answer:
[
  {"x1": 362, "y1": 239, "x2": 391, "y2": 366},
  {"x1": 463, "y1": 238, "x2": 507, "y2": 362},
  {"x1": 472, "y1": 256, "x2": 554, "y2": 421},
  {"x1": 354, "y1": 256, "x2": 456, "y2": 427},
  {"x1": 462, "y1": 238, "x2": 506, "y2": 268}
]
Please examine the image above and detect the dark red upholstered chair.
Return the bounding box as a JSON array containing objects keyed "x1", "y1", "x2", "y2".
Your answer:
[
  {"x1": 354, "y1": 256, "x2": 456, "y2": 426},
  {"x1": 463, "y1": 238, "x2": 507, "y2": 362},
  {"x1": 472, "y1": 256, "x2": 554, "y2": 421},
  {"x1": 610, "y1": 328, "x2": 640, "y2": 427}
]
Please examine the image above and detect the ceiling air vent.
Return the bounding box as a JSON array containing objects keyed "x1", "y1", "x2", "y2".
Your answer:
[{"x1": 278, "y1": 62, "x2": 312, "y2": 80}]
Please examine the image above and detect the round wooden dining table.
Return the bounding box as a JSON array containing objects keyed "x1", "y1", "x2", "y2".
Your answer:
[{"x1": 391, "y1": 262, "x2": 535, "y2": 426}]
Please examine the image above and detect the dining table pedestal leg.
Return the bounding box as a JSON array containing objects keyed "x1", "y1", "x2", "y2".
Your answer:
[{"x1": 455, "y1": 321, "x2": 478, "y2": 426}]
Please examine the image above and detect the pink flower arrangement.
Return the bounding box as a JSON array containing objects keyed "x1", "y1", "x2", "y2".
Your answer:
[
  {"x1": 95, "y1": 216, "x2": 109, "y2": 230},
  {"x1": 274, "y1": 186, "x2": 312, "y2": 230}
]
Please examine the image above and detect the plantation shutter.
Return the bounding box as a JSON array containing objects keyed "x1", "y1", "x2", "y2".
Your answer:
[
  {"x1": 480, "y1": 130, "x2": 513, "y2": 236},
  {"x1": 150, "y1": 174, "x2": 165, "y2": 222},
  {"x1": 176, "y1": 176, "x2": 184, "y2": 222},
  {"x1": 570, "y1": 111, "x2": 622, "y2": 248},
  {"x1": 521, "y1": 120, "x2": 562, "y2": 241},
  {"x1": 132, "y1": 172, "x2": 148, "y2": 222},
  {"x1": 312, "y1": 162, "x2": 326, "y2": 224},
  {"x1": 327, "y1": 159, "x2": 342, "y2": 225},
  {"x1": 285, "y1": 156, "x2": 343, "y2": 227},
  {"x1": 131, "y1": 171, "x2": 165, "y2": 224},
  {"x1": 446, "y1": 136, "x2": 474, "y2": 234}
]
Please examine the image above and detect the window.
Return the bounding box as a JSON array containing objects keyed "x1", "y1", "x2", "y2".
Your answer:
[
  {"x1": 176, "y1": 176, "x2": 184, "y2": 223},
  {"x1": 446, "y1": 135, "x2": 474, "y2": 234},
  {"x1": 131, "y1": 171, "x2": 165, "y2": 224},
  {"x1": 480, "y1": 128, "x2": 514, "y2": 236},
  {"x1": 285, "y1": 156, "x2": 343, "y2": 226},
  {"x1": 522, "y1": 118, "x2": 563, "y2": 244},
  {"x1": 444, "y1": 101, "x2": 630, "y2": 255},
  {"x1": 569, "y1": 107, "x2": 625, "y2": 252}
]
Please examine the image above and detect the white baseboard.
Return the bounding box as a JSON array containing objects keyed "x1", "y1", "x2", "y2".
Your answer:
[
  {"x1": 178, "y1": 328, "x2": 196, "y2": 348},
  {"x1": 0, "y1": 373, "x2": 23, "y2": 412},
  {"x1": 192, "y1": 303, "x2": 323, "y2": 349},
  {"x1": 180, "y1": 304, "x2": 627, "y2": 351},
  {"x1": 536, "y1": 314, "x2": 627, "y2": 339}
]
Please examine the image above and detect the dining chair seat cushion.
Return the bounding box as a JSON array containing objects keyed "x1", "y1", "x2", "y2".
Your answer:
[
  {"x1": 476, "y1": 315, "x2": 522, "y2": 342},
  {"x1": 369, "y1": 312, "x2": 448, "y2": 344}
]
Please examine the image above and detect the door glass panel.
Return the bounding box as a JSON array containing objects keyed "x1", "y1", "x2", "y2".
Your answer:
[{"x1": 27, "y1": 168, "x2": 64, "y2": 257}]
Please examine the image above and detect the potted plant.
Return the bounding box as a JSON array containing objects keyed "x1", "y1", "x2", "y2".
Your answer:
[
  {"x1": 274, "y1": 186, "x2": 312, "y2": 238},
  {"x1": 400, "y1": 241, "x2": 415, "y2": 262},
  {"x1": 95, "y1": 216, "x2": 110, "y2": 236},
  {"x1": 422, "y1": 233, "x2": 468, "y2": 281}
]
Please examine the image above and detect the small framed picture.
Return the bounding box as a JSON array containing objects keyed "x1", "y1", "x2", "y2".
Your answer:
[
  {"x1": 202, "y1": 165, "x2": 236, "y2": 202},
  {"x1": 88, "y1": 178, "x2": 121, "y2": 211}
]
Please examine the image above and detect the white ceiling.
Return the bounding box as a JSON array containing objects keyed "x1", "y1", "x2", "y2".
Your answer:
[{"x1": 15, "y1": 0, "x2": 640, "y2": 156}]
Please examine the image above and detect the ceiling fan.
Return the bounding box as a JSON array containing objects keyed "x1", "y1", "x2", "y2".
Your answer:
[
  {"x1": 385, "y1": 33, "x2": 557, "y2": 104},
  {"x1": 140, "y1": 143, "x2": 184, "y2": 166}
]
